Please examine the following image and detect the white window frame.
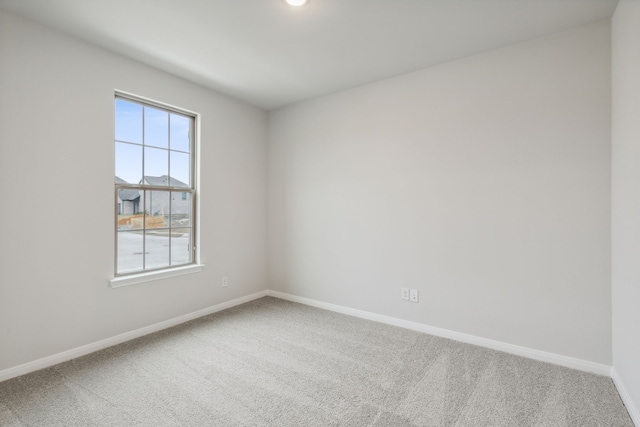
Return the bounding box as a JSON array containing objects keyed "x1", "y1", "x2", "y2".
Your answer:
[{"x1": 110, "y1": 91, "x2": 202, "y2": 287}]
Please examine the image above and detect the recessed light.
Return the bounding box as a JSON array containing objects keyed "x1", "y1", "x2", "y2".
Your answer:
[{"x1": 285, "y1": 0, "x2": 309, "y2": 6}]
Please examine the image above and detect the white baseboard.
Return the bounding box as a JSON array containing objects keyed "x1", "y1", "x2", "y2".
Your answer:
[
  {"x1": 0, "y1": 291, "x2": 267, "y2": 383},
  {"x1": 0, "y1": 289, "x2": 615, "y2": 385},
  {"x1": 612, "y1": 367, "x2": 640, "y2": 426},
  {"x1": 266, "y1": 290, "x2": 612, "y2": 376}
]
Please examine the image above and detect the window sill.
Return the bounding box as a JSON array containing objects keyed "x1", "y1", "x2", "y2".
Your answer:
[{"x1": 109, "y1": 264, "x2": 204, "y2": 288}]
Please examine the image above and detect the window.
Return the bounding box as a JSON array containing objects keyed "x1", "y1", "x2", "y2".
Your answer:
[{"x1": 114, "y1": 94, "x2": 196, "y2": 277}]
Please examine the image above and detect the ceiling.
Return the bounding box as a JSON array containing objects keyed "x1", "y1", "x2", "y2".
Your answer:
[{"x1": 0, "y1": 0, "x2": 619, "y2": 110}]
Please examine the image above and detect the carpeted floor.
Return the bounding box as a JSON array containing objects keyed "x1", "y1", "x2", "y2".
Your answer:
[{"x1": 0, "y1": 297, "x2": 633, "y2": 426}]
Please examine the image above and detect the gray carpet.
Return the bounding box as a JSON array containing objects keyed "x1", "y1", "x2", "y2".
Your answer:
[{"x1": 0, "y1": 297, "x2": 633, "y2": 426}]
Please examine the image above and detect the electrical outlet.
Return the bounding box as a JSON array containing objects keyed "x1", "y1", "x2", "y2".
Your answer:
[
  {"x1": 401, "y1": 288, "x2": 410, "y2": 300},
  {"x1": 222, "y1": 276, "x2": 229, "y2": 287},
  {"x1": 409, "y1": 289, "x2": 419, "y2": 303}
]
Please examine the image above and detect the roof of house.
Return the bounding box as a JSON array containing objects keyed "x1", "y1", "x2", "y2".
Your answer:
[
  {"x1": 143, "y1": 175, "x2": 188, "y2": 188},
  {"x1": 118, "y1": 189, "x2": 141, "y2": 201}
]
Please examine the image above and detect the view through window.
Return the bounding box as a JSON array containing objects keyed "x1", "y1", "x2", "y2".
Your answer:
[{"x1": 114, "y1": 94, "x2": 196, "y2": 275}]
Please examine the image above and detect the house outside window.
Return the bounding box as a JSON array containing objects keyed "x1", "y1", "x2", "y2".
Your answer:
[{"x1": 114, "y1": 93, "x2": 197, "y2": 276}]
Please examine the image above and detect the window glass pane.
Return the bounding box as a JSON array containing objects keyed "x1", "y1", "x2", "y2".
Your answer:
[
  {"x1": 144, "y1": 147, "x2": 168, "y2": 182},
  {"x1": 115, "y1": 99, "x2": 142, "y2": 144},
  {"x1": 170, "y1": 192, "x2": 191, "y2": 226},
  {"x1": 117, "y1": 188, "x2": 144, "y2": 230},
  {"x1": 146, "y1": 190, "x2": 170, "y2": 222},
  {"x1": 117, "y1": 231, "x2": 144, "y2": 274},
  {"x1": 116, "y1": 143, "x2": 142, "y2": 184},
  {"x1": 170, "y1": 151, "x2": 190, "y2": 188},
  {"x1": 170, "y1": 114, "x2": 190, "y2": 152},
  {"x1": 171, "y1": 228, "x2": 192, "y2": 266},
  {"x1": 144, "y1": 106, "x2": 169, "y2": 148},
  {"x1": 145, "y1": 233, "x2": 170, "y2": 270}
]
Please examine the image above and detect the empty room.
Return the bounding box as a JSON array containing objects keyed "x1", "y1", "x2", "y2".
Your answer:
[{"x1": 0, "y1": 0, "x2": 638, "y2": 425}]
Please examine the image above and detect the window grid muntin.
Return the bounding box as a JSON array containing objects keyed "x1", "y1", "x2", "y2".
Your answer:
[
  {"x1": 115, "y1": 140, "x2": 190, "y2": 156},
  {"x1": 115, "y1": 93, "x2": 196, "y2": 277}
]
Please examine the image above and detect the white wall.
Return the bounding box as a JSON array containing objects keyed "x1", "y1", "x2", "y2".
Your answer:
[
  {"x1": 0, "y1": 10, "x2": 268, "y2": 371},
  {"x1": 612, "y1": 0, "x2": 640, "y2": 421},
  {"x1": 269, "y1": 21, "x2": 612, "y2": 364}
]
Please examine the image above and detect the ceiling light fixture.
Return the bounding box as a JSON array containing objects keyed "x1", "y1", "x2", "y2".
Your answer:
[{"x1": 285, "y1": 0, "x2": 309, "y2": 6}]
